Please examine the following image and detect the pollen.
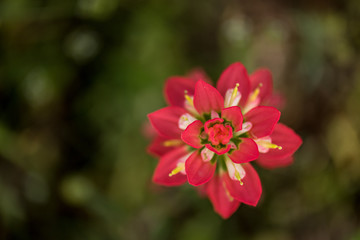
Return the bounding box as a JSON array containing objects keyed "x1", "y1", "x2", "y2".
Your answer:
[
  {"x1": 163, "y1": 139, "x2": 183, "y2": 147},
  {"x1": 234, "y1": 170, "x2": 244, "y2": 186},
  {"x1": 224, "y1": 83, "x2": 241, "y2": 108},
  {"x1": 249, "y1": 83, "x2": 262, "y2": 102},
  {"x1": 262, "y1": 142, "x2": 283, "y2": 150},
  {"x1": 184, "y1": 90, "x2": 194, "y2": 107},
  {"x1": 230, "y1": 83, "x2": 240, "y2": 104},
  {"x1": 169, "y1": 163, "x2": 185, "y2": 177}
]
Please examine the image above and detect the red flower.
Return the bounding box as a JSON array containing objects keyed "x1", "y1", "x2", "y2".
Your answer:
[{"x1": 147, "y1": 63, "x2": 302, "y2": 219}]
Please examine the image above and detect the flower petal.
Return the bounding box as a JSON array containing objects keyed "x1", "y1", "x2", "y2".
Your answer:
[
  {"x1": 152, "y1": 147, "x2": 189, "y2": 186},
  {"x1": 266, "y1": 92, "x2": 285, "y2": 109},
  {"x1": 193, "y1": 80, "x2": 224, "y2": 114},
  {"x1": 228, "y1": 138, "x2": 259, "y2": 163},
  {"x1": 148, "y1": 106, "x2": 187, "y2": 139},
  {"x1": 147, "y1": 135, "x2": 181, "y2": 157},
  {"x1": 257, "y1": 123, "x2": 302, "y2": 163},
  {"x1": 245, "y1": 106, "x2": 280, "y2": 138},
  {"x1": 206, "y1": 174, "x2": 240, "y2": 219},
  {"x1": 250, "y1": 69, "x2": 273, "y2": 103},
  {"x1": 185, "y1": 151, "x2": 216, "y2": 186},
  {"x1": 257, "y1": 155, "x2": 293, "y2": 169},
  {"x1": 187, "y1": 68, "x2": 212, "y2": 84},
  {"x1": 201, "y1": 147, "x2": 215, "y2": 162},
  {"x1": 221, "y1": 106, "x2": 243, "y2": 132},
  {"x1": 205, "y1": 144, "x2": 231, "y2": 155},
  {"x1": 216, "y1": 62, "x2": 251, "y2": 106},
  {"x1": 181, "y1": 120, "x2": 203, "y2": 149},
  {"x1": 142, "y1": 121, "x2": 157, "y2": 139},
  {"x1": 164, "y1": 77, "x2": 197, "y2": 107},
  {"x1": 224, "y1": 163, "x2": 262, "y2": 206}
]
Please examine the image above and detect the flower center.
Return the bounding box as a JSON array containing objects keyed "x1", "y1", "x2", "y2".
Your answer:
[{"x1": 204, "y1": 118, "x2": 233, "y2": 146}]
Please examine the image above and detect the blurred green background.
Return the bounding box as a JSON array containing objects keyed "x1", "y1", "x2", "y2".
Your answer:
[{"x1": 0, "y1": 0, "x2": 360, "y2": 239}]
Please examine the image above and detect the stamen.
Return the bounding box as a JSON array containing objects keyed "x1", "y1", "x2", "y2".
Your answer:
[
  {"x1": 201, "y1": 147, "x2": 214, "y2": 162},
  {"x1": 234, "y1": 170, "x2": 244, "y2": 186},
  {"x1": 262, "y1": 142, "x2": 283, "y2": 150},
  {"x1": 254, "y1": 136, "x2": 282, "y2": 153},
  {"x1": 225, "y1": 157, "x2": 246, "y2": 185},
  {"x1": 183, "y1": 91, "x2": 200, "y2": 117},
  {"x1": 178, "y1": 113, "x2": 197, "y2": 130},
  {"x1": 249, "y1": 83, "x2": 262, "y2": 102},
  {"x1": 169, "y1": 162, "x2": 185, "y2": 177},
  {"x1": 222, "y1": 181, "x2": 234, "y2": 202},
  {"x1": 224, "y1": 84, "x2": 241, "y2": 108},
  {"x1": 230, "y1": 83, "x2": 239, "y2": 104},
  {"x1": 184, "y1": 90, "x2": 194, "y2": 107},
  {"x1": 163, "y1": 139, "x2": 183, "y2": 147},
  {"x1": 234, "y1": 122, "x2": 252, "y2": 136}
]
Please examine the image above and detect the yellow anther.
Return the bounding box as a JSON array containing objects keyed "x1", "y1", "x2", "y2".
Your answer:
[
  {"x1": 262, "y1": 142, "x2": 282, "y2": 150},
  {"x1": 249, "y1": 85, "x2": 261, "y2": 102},
  {"x1": 181, "y1": 115, "x2": 188, "y2": 121},
  {"x1": 163, "y1": 139, "x2": 183, "y2": 147},
  {"x1": 234, "y1": 171, "x2": 244, "y2": 186},
  {"x1": 231, "y1": 161, "x2": 244, "y2": 186},
  {"x1": 229, "y1": 83, "x2": 240, "y2": 105},
  {"x1": 184, "y1": 90, "x2": 194, "y2": 107},
  {"x1": 169, "y1": 163, "x2": 185, "y2": 177}
]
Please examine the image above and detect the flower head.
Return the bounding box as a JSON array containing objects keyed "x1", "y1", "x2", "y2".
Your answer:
[{"x1": 147, "y1": 63, "x2": 302, "y2": 218}]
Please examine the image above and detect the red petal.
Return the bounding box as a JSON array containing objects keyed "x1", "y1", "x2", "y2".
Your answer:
[
  {"x1": 224, "y1": 163, "x2": 262, "y2": 206},
  {"x1": 142, "y1": 121, "x2": 157, "y2": 139},
  {"x1": 245, "y1": 106, "x2": 280, "y2": 138},
  {"x1": 193, "y1": 80, "x2": 224, "y2": 114},
  {"x1": 152, "y1": 147, "x2": 189, "y2": 186},
  {"x1": 257, "y1": 123, "x2": 302, "y2": 162},
  {"x1": 148, "y1": 106, "x2": 187, "y2": 139},
  {"x1": 257, "y1": 156, "x2": 293, "y2": 169},
  {"x1": 147, "y1": 135, "x2": 180, "y2": 157},
  {"x1": 228, "y1": 138, "x2": 259, "y2": 163},
  {"x1": 265, "y1": 92, "x2": 285, "y2": 109},
  {"x1": 164, "y1": 77, "x2": 197, "y2": 107},
  {"x1": 221, "y1": 106, "x2": 243, "y2": 132},
  {"x1": 206, "y1": 174, "x2": 240, "y2": 219},
  {"x1": 181, "y1": 120, "x2": 203, "y2": 148},
  {"x1": 250, "y1": 69, "x2": 273, "y2": 103},
  {"x1": 185, "y1": 151, "x2": 216, "y2": 186},
  {"x1": 205, "y1": 144, "x2": 231, "y2": 155},
  {"x1": 216, "y1": 62, "x2": 251, "y2": 106},
  {"x1": 196, "y1": 184, "x2": 207, "y2": 198},
  {"x1": 187, "y1": 68, "x2": 212, "y2": 84}
]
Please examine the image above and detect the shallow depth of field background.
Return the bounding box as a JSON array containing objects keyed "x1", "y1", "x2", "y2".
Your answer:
[{"x1": 1, "y1": 0, "x2": 360, "y2": 239}]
